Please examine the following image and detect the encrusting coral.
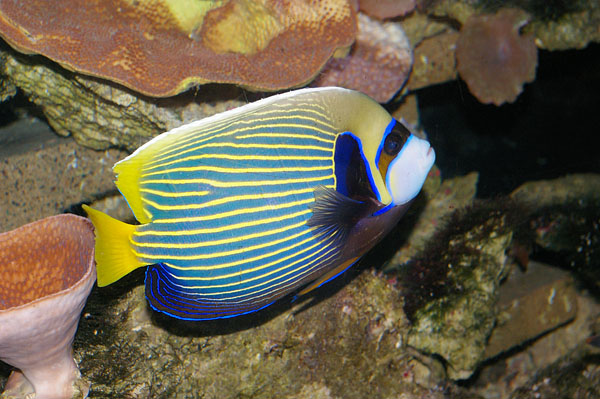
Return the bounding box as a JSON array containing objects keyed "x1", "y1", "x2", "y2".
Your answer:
[
  {"x1": 358, "y1": 0, "x2": 416, "y2": 19},
  {"x1": 0, "y1": 0, "x2": 356, "y2": 97},
  {"x1": 0, "y1": 214, "x2": 95, "y2": 399},
  {"x1": 313, "y1": 13, "x2": 412, "y2": 103},
  {"x1": 455, "y1": 8, "x2": 538, "y2": 106}
]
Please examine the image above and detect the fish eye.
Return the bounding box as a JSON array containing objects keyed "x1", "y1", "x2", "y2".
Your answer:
[{"x1": 384, "y1": 133, "x2": 402, "y2": 156}]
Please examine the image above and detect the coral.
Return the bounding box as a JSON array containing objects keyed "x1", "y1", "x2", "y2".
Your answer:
[
  {"x1": 358, "y1": 0, "x2": 416, "y2": 19},
  {"x1": 0, "y1": 215, "x2": 95, "y2": 399},
  {"x1": 0, "y1": 0, "x2": 356, "y2": 97},
  {"x1": 407, "y1": 31, "x2": 460, "y2": 91},
  {"x1": 455, "y1": 8, "x2": 538, "y2": 106},
  {"x1": 313, "y1": 13, "x2": 412, "y2": 103}
]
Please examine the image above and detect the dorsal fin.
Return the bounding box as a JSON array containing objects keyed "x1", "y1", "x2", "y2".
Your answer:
[{"x1": 113, "y1": 153, "x2": 150, "y2": 223}]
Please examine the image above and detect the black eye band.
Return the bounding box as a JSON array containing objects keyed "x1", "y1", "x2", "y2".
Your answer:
[
  {"x1": 383, "y1": 121, "x2": 410, "y2": 156},
  {"x1": 383, "y1": 133, "x2": 402, "y2": 156}
]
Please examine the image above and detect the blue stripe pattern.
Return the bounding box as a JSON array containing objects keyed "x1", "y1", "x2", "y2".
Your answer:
[{"x1": 133, "y1": 101, "x2": 346, "y2": 319}]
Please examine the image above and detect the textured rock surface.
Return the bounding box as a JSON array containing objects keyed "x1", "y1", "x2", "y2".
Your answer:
[
  {"x1": 0, "y1": 48, "x2": 247, "y2": 150},
  {"x1": 405, "y1": 214, "x2": 513, "y2": 380},
  {"x1": 474, "y1": 292, "x2": 599, "y2": 399},
  {"x1": 0, "y1": 118, "x2": 127, "y2": 232},
  {"x1": 511, "y1": 174, "x2": 600, "y2": 209},
  {"x1": 508, "y1": 345, "x2": 600, "y2": 399},
  {"x1": 69, "y1": 272, "x2": 472, "y2": 398},
  {"x1": 512, "y1": 174, "x2": 600, "y2": 286},
  {"x1": 390, "y1": 171, "x2": 477, "y2": 267},
  {"x1": 407, "y1": 31, "x2": 459, "y2": 91},
  {"x1": 484, "y1": 261, "x2": 577, "y2": 359}
]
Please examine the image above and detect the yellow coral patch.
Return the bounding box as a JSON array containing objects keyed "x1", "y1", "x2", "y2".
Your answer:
[
  {"x1": 121, "y1": 0, "x2": 224, "y2": 34},
  {"x1": 202, "y1": 0, "x2": 283, "y2": 55}
]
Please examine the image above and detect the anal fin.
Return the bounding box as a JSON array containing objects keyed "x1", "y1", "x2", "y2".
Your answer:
[{"x1": 297, "y1": 257, "x2": 359, "y2": 296}]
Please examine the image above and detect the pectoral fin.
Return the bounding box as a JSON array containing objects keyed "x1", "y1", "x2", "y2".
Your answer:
[
  {"x1": 307, "y1": 186, "x2": 370, "y2": 249},
  {"x1": 307, "y1": 185, "x2": 386, "y2": 249}
]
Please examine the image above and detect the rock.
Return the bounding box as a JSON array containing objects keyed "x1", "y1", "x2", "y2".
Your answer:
[
  {"x1": 510, "y1": 174, "x2": 600, "y2": 209},
  {"x1": 484, "y1": 261, "x2": 577, "y2": 359},
  {"x1": 0, "y1": 118, "x2": 127, "y2": 232},
  {"x1": 530, "y1": 6, "x2": 600, "y2": 50},
  {"x1": 389, "y1": 171, "x2": 477, "y2": 267},
  {"x1": 0, "y1": 49, "x2": 247, "y2": 151},
  {"x1": 512, "y1": 174, "x2": 600, "y2": 286},
  {"x1": 70, "y1": 271, "x2": 471, "y2": 398},
  {"x1": 401, "y1": 197, "x2": 515, "y2": 380},
  {"x1": 509, "y1": 345, "x2": 600, "y2": 399},
  {"x1": 473, "y1": 292, "x2": 599, "y2": 399}
]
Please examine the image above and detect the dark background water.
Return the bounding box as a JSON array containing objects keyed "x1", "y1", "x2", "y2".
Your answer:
[{"x1": 418, "y1": 43, "x2": 600, "y2": 197}]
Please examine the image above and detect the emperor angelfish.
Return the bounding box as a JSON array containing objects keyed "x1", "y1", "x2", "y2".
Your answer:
[{"x1": 83, "y1": 87, "x2": 435, "y2": 321}]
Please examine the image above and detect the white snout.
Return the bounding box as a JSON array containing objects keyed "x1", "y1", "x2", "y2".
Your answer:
[{"x1": 386, "y1": 134, "x2": 435, "y2": 205}]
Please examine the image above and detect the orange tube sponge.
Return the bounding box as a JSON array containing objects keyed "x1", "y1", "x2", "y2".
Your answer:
[
  {"x1": 455, "y1": 8, "x2": 538, "y2": 106},
  {"x1": 0, "y1": 214, "x2": 95, "y2": 399}
]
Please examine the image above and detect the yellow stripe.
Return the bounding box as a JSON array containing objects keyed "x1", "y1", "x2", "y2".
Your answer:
[
  {"x1": 157, "y1": 230, "x2": 333, "y2": 283},
  {"x1": 141, "y1": 174, "x2": 332, "y2": 189},
  {"x1": 139, "y1": 188, "x2": 210, "y2": 197},
  {"x1": 141, "y1": 164, "x2": 332, "y2": 178},
  {"x1": 142, "y1": 153, "x2": 332, "y2": 173},
  {"x1": 184, "y1": 250, "x2": 339, "y2": 301},
  {"x1": 166, "y1": 243, "x2": 335, "y2": 295},
  {"x1": 147, "y1": 186, "x2": 333, "y2": 223},
  {"x1": 131, "y1": 222, "x2": 307, "y2": 253},
  {"x1": 135, "y1": 226, "x2": 324, "y2": 265},
  {"x1": 135, "y1": 220, "x2": 306, "y2": 249},
  {"x1": 149, "y1": 122, "x2": 336, "y2": 166},
  {"x1": 135, "y1": 208, "x2": 312, "y2": 236},
  {"x1": 277, "y1": 99, "x2": 330, "y2": 115},
  {"x1": 134, "y1": 198, "x2": 314, "y2": 237},
  {"x1": 159, "y1": 108, "x2": 337, "y2": 154},
  {"x1": 147, "y1": 140, "x2": 332, "y2": 168},
  {"x1": 164, "y1": 244, "x2": 337, "y2": 290},
  {"x1": 234, "y1": 132, "x2": 335, "y2": 144}
]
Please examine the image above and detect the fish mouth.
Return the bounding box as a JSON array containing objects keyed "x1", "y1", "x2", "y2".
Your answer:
[{"x1": 422, "y1": 145, "x2": 436, "y2": 170}]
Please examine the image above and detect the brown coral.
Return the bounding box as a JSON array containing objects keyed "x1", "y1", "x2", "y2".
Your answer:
[
  {"x1": 313, "y1": 13, "x2": 412, "y2": 103},
  {"x1": 0, "y1": 214, "x2": 95, "y2": 399},
  {"x1": 0, "y1": 0, "x2": 356, "y2": 97},
  {"x1": 358, "y1": 0, "x2": 416, "y2": 19},
  {"x1": 455, "y1": 8, "x2": 538, "y2": 106}
]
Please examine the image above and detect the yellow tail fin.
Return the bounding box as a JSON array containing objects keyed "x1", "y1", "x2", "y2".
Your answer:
[{"x1": 82, "y1": 204, "x2": 145, "y2": 287}]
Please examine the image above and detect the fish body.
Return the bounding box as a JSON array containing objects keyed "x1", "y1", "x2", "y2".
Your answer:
[{"x1": 84, "y1": 87, "x2": 435, "y2": 320}]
